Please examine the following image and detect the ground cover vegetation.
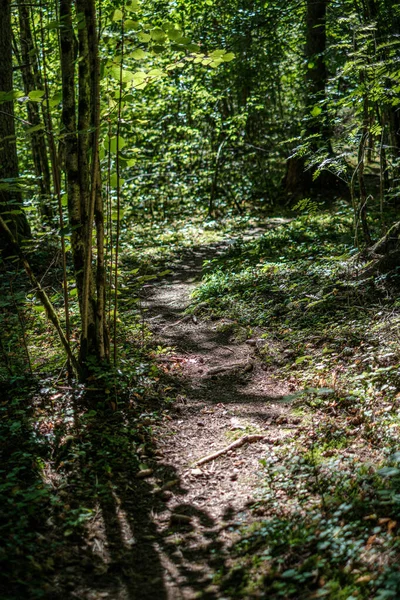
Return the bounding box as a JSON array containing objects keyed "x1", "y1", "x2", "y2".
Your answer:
[{"x1": 2, "y1": 0, "x2": 400, "y2": 597}]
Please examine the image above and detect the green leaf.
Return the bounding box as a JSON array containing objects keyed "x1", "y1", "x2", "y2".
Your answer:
[
  {"x1": 25, "y1": 123, "x2": 45, "y2": 134},
  {"x1": 49, "y1": 92, "x2": 62, "y2": 107},
  {"x1": 152, "y1": 45, "x2": 166, "y2": 55},
  {"x1": 150, "y1": 27, "x2": 166, "y2": 42},
  {"x1": 138, "y1": 32, "x2": 151, "y2": 42},
  {"x1": 210, "y1": 49, "x2": 226, "y2": 58},
  {"x1": 132, "y1": 70, "x2": 147, "y2": 83},
  {"x1": 46, "y1": 20, "x2": 60, "y2": 30},
  {"x1": 130, "y1": 48, "x2": 147, "y2": 60},
  {"x1": 281, "y1": 570, "x2": 297, "y2": 579},
  {"x1": 295, "y1": 355, "x2": 312, "y2": 365},
  {"x1": 111, "y1": 208, "x2": 126, "y2": 220},
  {"x1": 175, "y1": 36, "x2": 191, "y2": 46},
  {"x1": 310, "y1": 106, "x2": 322, "y2": 117},
  {"x1": 110, "y1": 174, "x2": 125, "y2": 188},
  {"x1": 126, "y1": 0, "x2": 140, "y2": 11},
  {"x1": 125, "y1": 19, "x2": 139, "y2": 31},
  {"x1": 0, "y1": 90, "x2": 24, "y2": 103},
  {"x1": 28, "y1": 90, "x2": 45, "y2": 102},
  {"x1": 147, "y1": 68, "x2": 164, "y2": 78},
  {"x1": 109, "y1": 66, "x2": 137, "y2": 83},
  {"x1": 165, "y1": 27, "x2": 182, "y2": 41},
  {"x1": 113, "y1": 9, "x2": 123, "y2": 21},
  {"x1": 378, "y1": 467, "x2": 400, "y2": 477},
  {"x1": 109, "y1": 136, "x2": 126, "y2": 154},
  {"x1": 222, "y1": 52, "x2": 235, "y2": 62},
  {"x1": 33, "y1": 305, "x2": 45, "y2": 313}
]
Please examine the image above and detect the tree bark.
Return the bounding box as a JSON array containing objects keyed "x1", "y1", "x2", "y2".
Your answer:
[
  {"x1": 304, "y1": 0, "x2": 329, "y2": 140},
  {"x1": 284, "y1": 0, "x2": 337, "y2": 197},
  {"x1": 0, "y1": 0, "x2": 30, "y2": 242},
  {"x1": 17, "y1": 0, "x2": 52, "y2": 219},
  {"x1": 60, "y1": 0, "x2": 109, "y2": 376}
]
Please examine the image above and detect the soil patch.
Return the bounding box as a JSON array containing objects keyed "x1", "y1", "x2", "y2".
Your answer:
[
  {"x1": 55, "y1": 233, "x2": 298, "y2": 600},
  {"x1": 133, "y1": 238, "x2": 297, "y2": 599}
]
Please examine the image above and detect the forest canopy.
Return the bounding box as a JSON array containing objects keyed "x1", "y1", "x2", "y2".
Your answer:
[{"x1": 2, "y1": 0, "x2": 400, "y2": 376}]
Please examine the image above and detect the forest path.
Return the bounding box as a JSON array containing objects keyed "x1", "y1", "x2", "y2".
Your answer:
[{"x1": 131, "y1": 227, "x2": 297, "y2": 599}]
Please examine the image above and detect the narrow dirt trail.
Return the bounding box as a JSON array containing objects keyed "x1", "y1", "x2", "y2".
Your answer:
[{"x1": 132, "y1": 237, "x2": 298, "y2": 599}]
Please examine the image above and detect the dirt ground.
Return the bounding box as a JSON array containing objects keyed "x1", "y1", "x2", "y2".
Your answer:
[
  {"x1": 68, "y1": 237, "x2": 300, "y2": 600},
  {"x1": 134, "y1": 241, "x2": 297, "y2": 599}
]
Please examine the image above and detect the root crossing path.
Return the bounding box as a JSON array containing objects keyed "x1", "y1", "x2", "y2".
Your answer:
[{"x1": 127, "y1": 236, "x2": 295, "y2": 600}]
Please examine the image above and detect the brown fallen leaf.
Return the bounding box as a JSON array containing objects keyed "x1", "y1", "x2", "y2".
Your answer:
[
  {"x1": 366, "y1": 534, "x2": 376, "y2": 547},
  {"x1": 388, "y1": 520, "x2": 397, "y2": 534}
]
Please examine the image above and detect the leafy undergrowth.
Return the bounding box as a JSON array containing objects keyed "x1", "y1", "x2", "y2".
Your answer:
[
  {"x1": 3, "y1": 205, "x2": 400, "y2": 598},
  {"x1": 0, "y1": 211, "x2": 270, "y2": 598},
  {"x1": 190, "y1": 203, "x2": 400, "y2": 598},
  {"x1": 120, "y1": 212, "x2": 277, "y2": 269}
]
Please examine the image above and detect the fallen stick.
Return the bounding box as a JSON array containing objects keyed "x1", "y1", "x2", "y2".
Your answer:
[
  {"x1": 219, "y1": 345, "x2": 235, "y2": 354},
  {"x1": 195, "y1": 434, "x2": 266, "y2": 466},
  {"x1": 161, "y1": 315, "x2": 191, "y2": 330}
]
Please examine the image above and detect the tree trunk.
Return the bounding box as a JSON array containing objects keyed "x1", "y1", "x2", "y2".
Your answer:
[
  {"x1": 17, "y1": 0, "x2": 52, "y2": 219},
  {"x1": 60, "y1": 0, "x2": 87, "y2": 365},
  {"x1": 284, "y1": 0, "x2": 335, "y2": 197},
  {"x1": 60, "y1": 0, "x2": 109, "y2": 377},
  {"x1": 304, "y1": 0, "x2": 329, "y2": 137},
  {"x1": 355, "y1": 71, "x2": 372, "y2": 246},
  {"x1": 0, "y1": 0, "x2": 30, "y2": 243}
]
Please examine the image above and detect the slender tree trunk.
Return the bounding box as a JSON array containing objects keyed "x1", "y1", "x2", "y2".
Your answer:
[
  {"x1": 76, "y1": 0, "x2": 96, "y2": 366},
  {"x1": 60, "y1": 0, "x2": 84, "y2": 312},
  {"x1": 60, "y1": 0, "x2": 109, "y2": 376},
  {"x1": 0, "y1": 0, "x2": 30, "y2": 243},
  {"x1": 16, "y1": 0, "x2": 52, "y2": 219},
  {"x1": 88, "y1": 0, "x2": 108, "y2": 362},
  {"x1": 304, "y1": 0, "x2": 329, "y2": 141},
  {"x1": 284, "y1": 0, "x2": 338, "y2": 196},
  {"x1": 356, "y1": 70, "x2": 372, "y2": 246}
]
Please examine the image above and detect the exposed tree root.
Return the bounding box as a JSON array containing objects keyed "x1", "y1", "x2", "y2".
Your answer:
[{"x1": 356, "y1": 221, "x2": 400, "y2": 276}]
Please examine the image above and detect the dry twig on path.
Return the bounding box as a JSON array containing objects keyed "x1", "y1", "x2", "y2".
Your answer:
[
  {"x1": 195, "y1": 434, "x2": 266, "y2": 466},
  {"x1": 161, "y1": 315, "x2": 192, "y2": 330}
]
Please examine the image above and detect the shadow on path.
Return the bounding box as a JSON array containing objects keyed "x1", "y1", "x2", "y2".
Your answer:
[{"x1": 47, "y1": 235, "x2": 290, "y2": 600}]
